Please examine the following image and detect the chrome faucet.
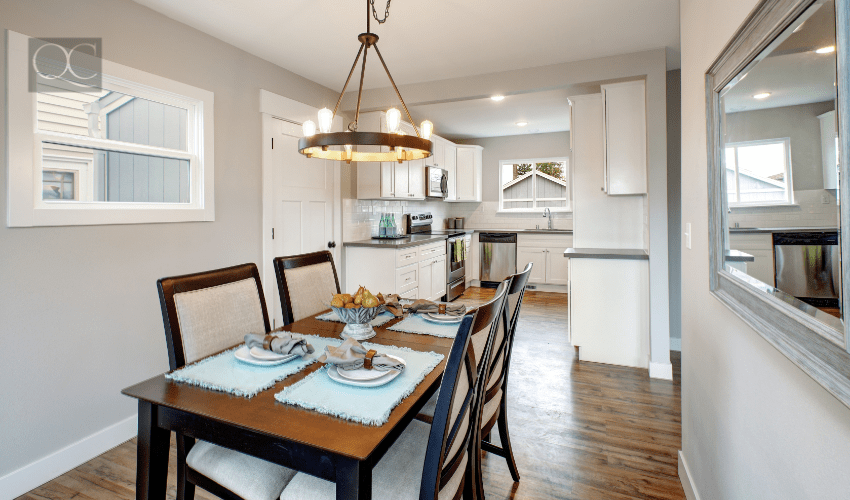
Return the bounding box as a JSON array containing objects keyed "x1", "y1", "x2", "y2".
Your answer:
[{"x1": 543, "y1": 208, "x2": 553, "y2": 230}]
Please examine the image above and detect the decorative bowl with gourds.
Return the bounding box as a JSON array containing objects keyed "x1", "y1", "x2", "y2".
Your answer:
[{"x1": 330, "y1": 287, "x2": 386, "y2": 340}]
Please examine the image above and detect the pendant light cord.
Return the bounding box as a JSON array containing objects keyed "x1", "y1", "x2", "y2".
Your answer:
[{"x1": 370, "y1": 0, "x2": 392, "y2": 23}]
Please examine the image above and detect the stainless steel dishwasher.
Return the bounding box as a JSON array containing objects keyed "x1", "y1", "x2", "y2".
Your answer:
[
  {"x1": 479, "y1": 233, "x2": 517, "y2": 287},
  {"x1": 773, "y1": 231, "x2": 840, "y2": 308}
]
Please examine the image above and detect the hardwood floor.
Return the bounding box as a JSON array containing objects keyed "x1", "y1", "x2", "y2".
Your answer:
[{"x1": 17, "y1": 287, "x2": 684, "y2": 500}]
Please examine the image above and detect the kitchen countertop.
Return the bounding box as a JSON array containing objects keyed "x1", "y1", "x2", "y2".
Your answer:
[
  {"x1": 464, "y1": 228, "x2": 572, "y2": 234},
  {"x1": 730, "y1": 226, "x2": 838, "y2": 233},
  {"x1": 563, "y1": 248, "x2": 649, "y2": 260},
  {"x1": 343, "y1": 234, "x2": 449, "y2": 249},
  {"x1": 725, "y1": 249, "x2": 755, "y2": 262}
]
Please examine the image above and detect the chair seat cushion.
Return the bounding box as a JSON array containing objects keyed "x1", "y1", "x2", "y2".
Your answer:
[
  {"x1": 187, "y1": 440, "x2": 297, "y2": 500},
  {"x1": 279, "y1": 420, "x2": 466, "y2": 500}
]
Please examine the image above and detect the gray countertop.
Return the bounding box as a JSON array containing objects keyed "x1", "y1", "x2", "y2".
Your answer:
[
  {"x1": 343, "y1": 234, "x2": 449, "y2": 249},
  {"x1": 726, "y1": 249, "x2": 755, "y2": 262},
  {"x1": 466, "y1": 228, "x2": 572, "y2": 235},
  {"x1": 563, "y1": 248, "x2": 649, "y2": 260},
  {"x1": 730, "y1": 226, "x2": 838, "y2": 233}
]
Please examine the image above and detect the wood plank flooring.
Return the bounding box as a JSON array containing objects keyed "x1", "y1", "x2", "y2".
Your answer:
[{"x1": 17, "y1": 287, "x2": 684, "y2": 500}]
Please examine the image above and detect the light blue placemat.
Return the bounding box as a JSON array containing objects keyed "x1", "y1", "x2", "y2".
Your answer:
[
  {"x1": 315, "y1": 310, "x2": 396, "y2": 327},
  {"x1": 275, "y1": 343, "x2": 444, "y2": 426},
  {"x1": 387, "y1": 314, "x2": 463, "y2": 338},
  {"x1": 165, "y1": 334, "x2": 343, "y2": 398}
]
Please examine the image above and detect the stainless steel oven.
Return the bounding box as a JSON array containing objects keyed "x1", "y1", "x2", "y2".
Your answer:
[
  {"x1": 426, "y1": 166, "x2": 448, "y2": 199},
  {"x1": 446, "y1": 236, "x2": 467, "y2": 301}
]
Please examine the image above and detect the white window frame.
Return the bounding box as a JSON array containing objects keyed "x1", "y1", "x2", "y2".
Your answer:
[
  {"x1": 498, "y1": 157, "x2": 571, "y2": 213},
  {"x1": 6, "y1": 30, "x2": 215, "y2": 227},
  {"x1": 724, "y1": 138, "x2": 794, "y2": 207}
]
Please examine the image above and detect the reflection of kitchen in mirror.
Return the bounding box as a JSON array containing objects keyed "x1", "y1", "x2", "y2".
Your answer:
[{"x1": 721, "y1": 0, "x2": 840, "y2": 319}]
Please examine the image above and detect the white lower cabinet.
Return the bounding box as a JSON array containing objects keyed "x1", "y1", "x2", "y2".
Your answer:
[
  {"x1": 345, "y1": 241, "x2": 446, "y2": 299},
  {"x1": 728, "y1": 232, "x2": 775, "y2": 286},
  {"x1": 516, "y1": 234, "x2": 572, "y2": 286}
]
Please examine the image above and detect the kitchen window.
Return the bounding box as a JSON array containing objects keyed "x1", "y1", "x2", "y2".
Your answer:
[
  {"x1": 499, "y1": 158, "x2": 570, "y2": 212},
  {"x1": 725, "y1": 138, "x2": 793, "y2": 206},
  {"x1": 6, "y1": 31, "x2": 214, "y2": 227}
]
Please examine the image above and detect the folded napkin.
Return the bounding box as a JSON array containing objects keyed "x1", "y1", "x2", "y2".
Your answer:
[
  {"x1": 243, "y1": 332, "x2": 315, "y2": 357},
  {"x1": 318, "y1": 338, "x2": 405, "y2": 372},
  {"x1": 406, "y1": 299, "x2": 466, "y2": 316},
  {"x1": 384, "y1": 294, "x2": 404, "y2": 317}
]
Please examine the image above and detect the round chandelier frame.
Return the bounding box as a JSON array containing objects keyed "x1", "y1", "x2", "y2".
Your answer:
[{"x1": 298, "y1": 1, "x2": 433, "y2": 163}]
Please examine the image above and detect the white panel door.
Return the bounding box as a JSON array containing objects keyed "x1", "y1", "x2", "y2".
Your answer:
[{"x1": 272, "y1": 118, "x2": 335, "y2": 326}]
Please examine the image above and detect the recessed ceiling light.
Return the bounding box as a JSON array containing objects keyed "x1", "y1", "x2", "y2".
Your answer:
[
  {"x1": 491, "y1": 95, "x2": 505, "y2": 101},
  {"x1": 816, "y1": 46, "x2": 836, "y2": 54},
  {"x1": 753, "y1": 92, "x2": 771, "y2": 99},
  {"x1": 516, "y1": 121, "x2": 528, "y2": 127}
]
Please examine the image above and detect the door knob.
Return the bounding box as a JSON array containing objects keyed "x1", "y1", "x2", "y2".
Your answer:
[{"x1": 328, "y1": 241, "x2": 336, "y2": 248}]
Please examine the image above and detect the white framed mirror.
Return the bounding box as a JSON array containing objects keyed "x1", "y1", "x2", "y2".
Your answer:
[{"x1": 707, "y1": 0, "x2": 850, "y2": 408}]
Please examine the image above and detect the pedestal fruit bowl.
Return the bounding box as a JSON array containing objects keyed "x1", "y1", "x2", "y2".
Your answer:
[{"x1": 329, "y1": 287, "x2": 385, "y2": 341}]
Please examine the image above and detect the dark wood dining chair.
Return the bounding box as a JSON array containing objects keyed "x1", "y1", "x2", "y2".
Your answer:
[
  {"x1": 273, "y1": 250, "x2": 341, "y2": 325},
  {"x1": 278, "y1": 282, "x2": 511, "y2": 500},
  {"x1": 157, "y1": 263, "x2": 297, "y2": 500},
  {"x1": 476, "y1": 262, "x2": 534, "y2": 491}
]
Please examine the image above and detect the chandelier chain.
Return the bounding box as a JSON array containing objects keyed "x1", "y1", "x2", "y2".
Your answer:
[{"x1": 370, "y1": 0, "x2": 391, "y2": 23}]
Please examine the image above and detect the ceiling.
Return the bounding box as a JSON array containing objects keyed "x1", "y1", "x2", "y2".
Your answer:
[
  {"x1": 131, "y1": 0, "x2": 680, "y2": 91},
  {"x1": 723, "y1": 0, "x2": 837, "y2": 113},
  {"x1": 409, "y1": 88, "x2": 572, "y2": 140}
]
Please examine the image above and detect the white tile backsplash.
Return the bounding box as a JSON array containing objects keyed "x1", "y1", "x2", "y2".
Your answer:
[
  {"x1": 342, "y1": 199, "x2": 574, "y2": 242},
  {"x1": 729, "y1": 189, "x2": 839, "y2": 229}
]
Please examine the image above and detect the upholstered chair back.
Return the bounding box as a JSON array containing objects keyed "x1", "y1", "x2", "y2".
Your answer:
[
  {"x1": 273, "y1": 251, "x2": 341, "y2": 325},
  {"x1": 157, "y1": 263, "x2": 271, "y2": 369}
]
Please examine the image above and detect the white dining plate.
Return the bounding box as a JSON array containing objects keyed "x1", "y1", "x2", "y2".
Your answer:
[
  {"x1": 336, "y1": 355, "x2": 405, "y2": 381},
  {"x1": 234, "y1": 346, "x2": 297, "y2": 366},
  {"x1": 327, "y1": 366, "x2": 401, "y2": 387},
  {"x1": 249, "y1": 346, "x2": 295, "y2": 361},
  {"x1": 423, "y1": 312, "x2": 464, "y2": 323}
]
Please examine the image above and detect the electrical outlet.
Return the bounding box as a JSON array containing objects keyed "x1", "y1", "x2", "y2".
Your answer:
[
  {"x1": 685, "y1": 223, "x2": 692, "y2": 249},
  {"x1": 822, "y1": 193, "x2": 830, "y2": 204}
]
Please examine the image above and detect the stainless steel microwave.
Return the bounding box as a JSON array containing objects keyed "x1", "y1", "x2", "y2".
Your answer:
[{"x1": 426, "y1": 166, "x2": 448, "y2": 199}]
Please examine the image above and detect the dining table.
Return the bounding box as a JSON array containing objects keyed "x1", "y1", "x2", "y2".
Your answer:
[{"x1": 121, "y1": 311, "x2": 456, "y2": 500}]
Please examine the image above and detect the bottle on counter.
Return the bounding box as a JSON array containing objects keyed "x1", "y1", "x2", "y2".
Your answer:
[{"x1": 379, "y1": 213, "x2": 387, "y2": 237}]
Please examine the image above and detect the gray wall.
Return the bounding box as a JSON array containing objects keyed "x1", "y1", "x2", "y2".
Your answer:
[
  {"x1": 680, "y1": 0, "x2": 850, "y2": 498},
  {"x1": 725, "y1": 101, "x2": 835, "y2": 192},
  {"x1": 0, "y1": 0, "x2": 337, "y2": 479},
  {"x1": 667, "y1": 69, "x2": 681, "y2": 344},
  {"x1": 456, "y1": 131, "x2": 570, "y2": 202}
]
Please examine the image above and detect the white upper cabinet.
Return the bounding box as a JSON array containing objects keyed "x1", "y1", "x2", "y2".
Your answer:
[
  {"x1": 444, "y1": 140, "x2": 458, "y2": 200},
  {"x1": 356, "y1": 111, "x2": 426, "y2": 200},
  {"x1": 601, "y1": 80, "x2": 647, "y2": 195},
  {"x1": 453, "y1": 145, "x2": 482, "y2": 202}
]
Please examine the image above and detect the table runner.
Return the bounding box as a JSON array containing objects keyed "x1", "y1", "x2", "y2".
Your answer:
[
  {"x1": 315, "y1": 310, "x2": 396, "y2": 327},
  {"x1": 166, "y1": 334, "x2": 342, "y2": 398},
  {"x1": 275, "y1": 343, "x2": 444, "y2": 426},
  {"x1": 386, "y1": 314, "x2": 462, "y2": 338}
]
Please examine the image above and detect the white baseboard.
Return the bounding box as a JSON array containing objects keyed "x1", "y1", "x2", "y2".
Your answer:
[
  {"x1": 649, "y1": 361, "x2": 673, "y2": 380},
  {"x1": 0, "y1": 414, "x2": 137, "y2": 499},
  {"x1": 670, "y1": 337, "x2": 682, "y2": 351},
  {"x1": 678, "y1": 450, "x2": 701, "y2": 500}
]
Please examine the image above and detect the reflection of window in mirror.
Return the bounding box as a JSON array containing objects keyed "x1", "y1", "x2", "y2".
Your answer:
[{"x1": 720, "y1": 0, "x2": 840, "y2": 326}]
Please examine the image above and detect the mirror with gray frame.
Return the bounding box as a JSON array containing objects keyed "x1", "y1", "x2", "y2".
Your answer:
[{"x1": 707, "y1": 0, "x2": 850, "y2": 408}]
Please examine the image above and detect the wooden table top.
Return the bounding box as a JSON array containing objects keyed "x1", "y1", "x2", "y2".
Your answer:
[{"x1": 122, "y1": 313, "x2": 454, "y2": 461}]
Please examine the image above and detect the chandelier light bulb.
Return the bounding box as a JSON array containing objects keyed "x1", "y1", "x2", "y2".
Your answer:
[
  {"x1": 318, "y1": 108, "x2": 333, "y2": 133},
  {"x1": 386, "y1": 108, "x2": 401, "y2": 133},
  {"x1": 302, "y1": 120, "x2": 316, "y2": 137},
  {"x1": 421, "y1": 120, "x2": 433, "y2": 140}
]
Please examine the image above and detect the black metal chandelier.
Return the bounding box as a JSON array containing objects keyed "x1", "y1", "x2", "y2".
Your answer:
[{"x1": 298, "y1": 0, "x2": 433, "y2": 164}]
